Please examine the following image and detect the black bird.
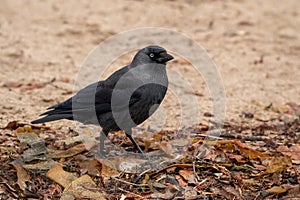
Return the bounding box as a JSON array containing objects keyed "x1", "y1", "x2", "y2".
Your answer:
[{"x1": 31, "y1": 45, "x2": 174, "y2": 158}]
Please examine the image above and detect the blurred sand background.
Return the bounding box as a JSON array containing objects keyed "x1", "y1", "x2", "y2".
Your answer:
[{"x1": 0, "y1": 0, "x2": 299, "y2": 130}]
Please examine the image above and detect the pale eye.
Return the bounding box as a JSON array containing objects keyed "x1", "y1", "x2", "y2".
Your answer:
[{"x1": 149, "y1": 53, "x2": 155, "y2": 58}]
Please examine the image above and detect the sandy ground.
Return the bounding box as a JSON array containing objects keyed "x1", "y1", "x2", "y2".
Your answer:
[{"x1": 0, "y1": 0, "x2": 299, "y2": 131}]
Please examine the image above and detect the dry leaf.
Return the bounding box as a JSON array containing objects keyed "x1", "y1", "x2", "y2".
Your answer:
[
  {"x1": 252, "y1": 163, "x2": 266, "y2": 171},
  {"x1": 265, "y1": 156, "x2": 292, "y2": 174},
  {"x1": 226, "y1": 153, "x2": 246, "y2": 163},
  {"x1": 150, "y1": 186, "x2": 176, "y2": 199},
  {"x1": 175, "y1": 175, "x2": 187, "y2": 187},
  {"x1": 286, "y1": 102, "x2": 300, "y2": 116},
  {"x1": 23, "y1": 160, "x2": 58, "y2": 170},
  {"x1": 3, "y1": 81, "x2": 23, "y2": 88},
  {"x1": 79, "y1": 128, "x2": 99, "y2": 150},
  {"x1": 16, "y1": 132, "x2": 39, "y2": 144},
  {"x1": 21, "y1": 78, "x2": 55, "y2": 91},
  {"x1": 231, "y1": 140, "x2": 268, "y2": 160},
  {"x1": 166, "y1": 166, "x2": 176, "y2": 173},
  {"x1": 265, "y1": 186, "x2": 287, "y2": 194},
  {"x1": 142, "y1": 174, "x2": 150, "y2": 184},
  {"x1": 61, "y1": 175, "x2": 106, "y2": 200},
  {"x1": 285, "y1": 184, "x2": 300, "y2": 197},
  {"x1": 97, "y1": 159, "x2": 121, "y2": 183},
  {"x1": 1, "y1": 121, "x2": 50, "y2": 130},
  {"x1": 2, "y1": 121, "x2": 19, "y2": 129},
  {"x1": 118, "y1": 157, "x2": 148, "y2": 173},
  {"x1": 178, "y1": 170, "x2": 196, "y2": 184},
  {"x1": 159, "y1": 141, "x2": 173, "y2": 157},
  {"x1": 257, "y1": 156, "x2": 292, "y2": 176},
  {"x1": 152, "y1": 182, "x2": 167, "y2": 189},
  {"x1": 48, "y1": 144, "x2": 86, "y2": 158},
  {"x1": 11, "y1": 160, "x2": 30, "y2": 191},
  {"x1": 79, "y1": 158, "x2": 102, "y2": 177},
  {"x1": 46, "y1": 164, "x2": 77, "y2": 188},
  {"x1": 277, "y1": 145, "x2": 300, "y2": 164},
  {"x1": 178, "y1": 59, "x2": 190, "y2": 65}
]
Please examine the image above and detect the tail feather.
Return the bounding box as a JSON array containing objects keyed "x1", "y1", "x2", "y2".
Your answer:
[
  {"x1": 40, "y1": 108, "x2": 72, "y2": 116},
  {"x1": 31, "y1": 113, "x2": 73, "y2": 124},
  {"x1": 31, "y1": 97, "x2": 74, "y2": 124}
]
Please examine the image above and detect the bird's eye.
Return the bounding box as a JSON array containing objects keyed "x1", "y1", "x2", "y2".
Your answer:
[{"x1": 149, "y1": 53, "x2": 155, "y2": 58}]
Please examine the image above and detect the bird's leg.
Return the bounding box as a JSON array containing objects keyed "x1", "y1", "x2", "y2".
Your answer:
[
  {"x1": 125, "y1": 129, "x2": 146, "y2": 159},
  {"x1": 99, "y1": 129, "x2": 109, "y2": 158}
]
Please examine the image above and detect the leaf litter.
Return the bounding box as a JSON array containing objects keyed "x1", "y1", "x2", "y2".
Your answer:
[{"x1": 0, "y1": 103, "x2": 300, "y2": 199}]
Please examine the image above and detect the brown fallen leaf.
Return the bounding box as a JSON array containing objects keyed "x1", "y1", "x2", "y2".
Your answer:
[
  {"x1": 285, "y1": 184, "x2": 300, "y2": 197},
  {"x1": 210, "y1": 186, "x2": 242, "y2": 200},
  {"x1": 257, "y1": 156, "x2": 292, "y2": 176},
  {"x1": 183, "y1": 186, "x2": 198, "y2": 199},
  {"x1": 16, "y1": 132, "x2": 39, "y2": 143},
  {"x1": 265, "y1": 186, "x2": 287, "y2": 194},
  {"x1": 224, "y1": 185, "x2": 244, "y2": 200},
  {"x1": 79, "y1": 128, "x2": 98, "y2": 150},
  {"x1": 1, "y1": 121, "x2": 50, "y2": 130},
  {"x1": 21, "y1": 78, "x2": 56, "y2": 91},
  {"x1": 97, "y1": 159, "x2": 121, "y2": 183},
  {"x1": 159, "y1": 141, "x2": 173, "y2": 157},
  {"x1": 11, "y1": 160, "x2": 30, "y2": 191},
  {"x1": 46, "y1": 164, "x2": 77, "y2": 188},
  {"x1": 166, "y1": 166, "x2": 176, "y2": 173},
  {"x1": 177, "y1": 59, "x2": 190, "y2": 65},
  {"x1": 277, "y1": 145, "x2": 300, "y2": 164},
  {"x1": 226, "y1": 153, "x2": 246, "y2": 163},
  {"x1": 61, "y1": 175, "x2": 106, "y2": 200},
  {"x1": 232, "y1": 140, "x2": 268, "y2": 160},
  {"x1": 266, "y1": 156, "x2": 292, "y2": 174},
  {"x1": 15, "y1": 131, "x2": 48, "y2": 161},
  {"x1": 150, "y1": 186, "x2": 177, "y2": 199},
  {"x1": 48, "y1": 143, "x2": 86, "y2": 158},
  {"x1": 118, "y1": 157, "x2": 149, "y2": 173},
  {"x1": 78, "y1": 158, "x2": 102, "y2": 177},
  {"x1": 2, "y1": 121, "x2": 19, "y2": 129},
  {"x1": 152, "y1": 182, "x2": 167, "y2": 189},
  {"x1": 141, "y1": 173, "x2": 150, "y2": 185},
  {"x1": 175, "y1": 175, "x2": 187, "y2": 187},
  {"x1": 203, "y1": 140, "x2": 268, "y2": 160},
  {"x1": 23, "y1": 160, "x2": 58, "y2": 170},
  {"x1": 3, "y1": 81, "x2": 23, "y2": 88},
  {"x1": 286, "y1": 102, "x2": 300, "y2": 116},
  {"x1": 178, "y1": 170, "x2": 196, "y2": 184},
  {"x1": 252, "y1": 163, "x2": 266, "y2": 171}
]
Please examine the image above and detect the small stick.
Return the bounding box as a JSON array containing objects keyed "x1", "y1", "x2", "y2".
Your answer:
[
  {"x1": 112, "y1": 177, "x2": 148, "y2": 187},
  {"x1": 193, "y1": 161, "x2": 201, "y2": 182},
  {"x1": 118, "y1": 187, "x2": 144, "y2": 198}
]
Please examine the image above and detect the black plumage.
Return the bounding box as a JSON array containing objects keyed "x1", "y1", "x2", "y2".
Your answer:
[{"x1": 31, "y1": 45, "x2": 174, "y2": 158}]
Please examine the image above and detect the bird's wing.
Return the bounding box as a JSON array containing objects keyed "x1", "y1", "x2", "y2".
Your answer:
[
  {"x1": 46, "y1": 65, "x2": 146, "y2": 116},
  {"x1": 48, "y1": 81, "x2": 143, "y2": 115}
]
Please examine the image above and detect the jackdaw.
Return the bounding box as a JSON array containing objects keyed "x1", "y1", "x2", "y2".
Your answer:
[{"x1": 31, "y1": 45, "x2": 174, "y2": 158}]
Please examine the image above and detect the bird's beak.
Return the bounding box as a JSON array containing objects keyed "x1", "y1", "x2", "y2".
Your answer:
[{"x1": 157, "y1": 52, "x2": 174, "y2": 63}]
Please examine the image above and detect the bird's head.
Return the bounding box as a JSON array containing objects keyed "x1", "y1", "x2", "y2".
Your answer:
[{"x1": 131, "y1": 45, "x2": 174, "y2": 66}]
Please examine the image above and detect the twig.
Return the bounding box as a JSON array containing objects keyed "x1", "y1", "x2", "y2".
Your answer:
[
  {"x1": 193, "y1": 178, "x2": 208, "y2": 191},
  {"x1": 118, "y1": 187, "x2": 144, "y2": 198},
  {"x1": 139, "y1": 168, "x2": 152, "y2": 177},
  {"x1": 112, "y1": 177, "x2": 148, "y2": 187},
  {"x1": 193, "y1": 161, "x2": 201, "y2": 182}
]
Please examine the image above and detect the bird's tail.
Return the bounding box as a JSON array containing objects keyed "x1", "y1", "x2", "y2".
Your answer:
[{"x1": 31, "y1": 109, "x2": 73, "y2": 124}]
